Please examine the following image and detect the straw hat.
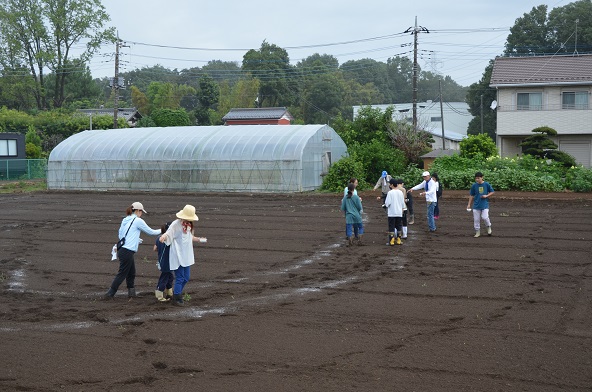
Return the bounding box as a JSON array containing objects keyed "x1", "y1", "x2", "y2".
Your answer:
[{"x1": 176, "y1": 205, "x2": 199, "y2": 221}]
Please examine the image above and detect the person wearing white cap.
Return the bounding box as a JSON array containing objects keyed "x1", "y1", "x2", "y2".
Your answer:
[
  {"x1": 159, "y1": 204, "x2": 207, "y2": 306},
  {"x1": 408, "y1": 171, "x2": 438, "y2": 232},
  {"x1": 104, "y1": 202, "x2": 162, "y2": 299}
]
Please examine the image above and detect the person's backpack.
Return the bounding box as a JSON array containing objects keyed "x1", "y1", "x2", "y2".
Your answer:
[{"x1": 436, "y1": 183, "x2": 443, "y2": 198}]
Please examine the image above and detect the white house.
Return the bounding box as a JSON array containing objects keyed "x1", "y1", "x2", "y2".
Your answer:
[
  {"x1": 353, "y1": 102, "x2": 471, "y2": 150},
  {"x1": 490, "y1": 54, "x2": 592, "y2": 168}
]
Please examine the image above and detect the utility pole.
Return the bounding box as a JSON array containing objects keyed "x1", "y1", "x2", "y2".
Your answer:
[
  {"x1": 405, "y1": 17, "x2": 429, "y2": 131},
  {"x1": 112, "y1": 33, "x2": 128, "y2": 129},
  {"x1": 480, "y1": 94, "x2": 484, "y2": 134},
  {"x1": 439, "y1": 80, "x2": 445, "y2": 150}
]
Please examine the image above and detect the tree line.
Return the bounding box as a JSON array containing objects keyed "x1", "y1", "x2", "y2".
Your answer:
[{"x1": 1, "y1": 0, "x2": 592, "y2": 157}]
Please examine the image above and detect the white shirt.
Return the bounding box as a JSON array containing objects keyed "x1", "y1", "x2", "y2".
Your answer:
[
  {"x1": 164, "y1": 219, "x2": 196, "y2": 270},
  {"x1": 411, "y1": 179, "x2": 438, "y2": 202},
  {"x1": 384, "y1": 188, "x2": 406, "y2": 217}
]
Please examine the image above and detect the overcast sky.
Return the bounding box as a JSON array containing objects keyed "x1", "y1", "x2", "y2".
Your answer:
[{"x1": 91, "y1": 0, "x2": 569, "y2": 87}]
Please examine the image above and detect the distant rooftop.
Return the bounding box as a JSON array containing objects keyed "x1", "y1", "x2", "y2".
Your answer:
[
  {"x1": 222, "y1": 107, "x2": 294, "y2": 121},
  {"x1": 490, "y1": 54, "x2": 592, "y2": 87}
]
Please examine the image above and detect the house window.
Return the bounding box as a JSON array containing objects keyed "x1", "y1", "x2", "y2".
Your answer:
[
  {"x1": 562, "y1": 91, "x2": 588, "y2": 110},
  {"x1": 517, "y1": 92, "x2": 543, "y2": 110},
  {"x1": 0, "y1": 139, "x2": 18, "y2": 157}
]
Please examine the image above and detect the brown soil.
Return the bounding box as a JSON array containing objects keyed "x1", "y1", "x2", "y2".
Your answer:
[{"x1": 1, "y1": 190, "x2": 591, "y2": 391}]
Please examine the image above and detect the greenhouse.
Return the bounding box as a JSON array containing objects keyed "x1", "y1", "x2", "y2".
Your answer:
[{"x1": 47, "y1": 124, "x2": 348, "y2": 192}]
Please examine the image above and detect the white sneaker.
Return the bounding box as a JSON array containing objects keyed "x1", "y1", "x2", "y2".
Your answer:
[{"x1": 474, "y1": 230, "x2": 480, "y2": 238}]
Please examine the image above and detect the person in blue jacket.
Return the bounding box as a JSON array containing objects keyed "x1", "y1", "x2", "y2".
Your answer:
[{"x1": 104, "y1": 202, "x2": 162, "y2": 299}]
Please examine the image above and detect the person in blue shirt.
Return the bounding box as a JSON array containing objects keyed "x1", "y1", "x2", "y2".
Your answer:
[
  {"x1": 104, "y1": 202, "x2": 162, "y2": 299},
  {"x1": 467, "y1": 172, "x2": 495, "y2": 238}
]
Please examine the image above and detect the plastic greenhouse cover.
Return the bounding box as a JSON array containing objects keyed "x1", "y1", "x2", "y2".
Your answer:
[{"x1": 49, "y1": 124, "x2": 335, "y2": 162}]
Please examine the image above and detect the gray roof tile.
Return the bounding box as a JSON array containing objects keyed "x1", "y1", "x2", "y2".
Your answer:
[
  {"x1": 490, "y1": 54, "x2": 592, "y2": 86},
  {"x1": 222, "y1": 107, "x2": 293, "y2": 121}
]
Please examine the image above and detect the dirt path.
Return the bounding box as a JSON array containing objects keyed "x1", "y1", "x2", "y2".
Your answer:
[{"x1": 0, "y1": 190, "x2": 591, "y2": 391}]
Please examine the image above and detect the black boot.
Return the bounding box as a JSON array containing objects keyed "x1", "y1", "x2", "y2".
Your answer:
[
  {"x1": 103, "y1": 287, "x2": 116, "y2": 300},
  {"x1": 128, "y1": 288, "x2": 137, "y2": 298},
  {"x1": 173, "y1": 294, "x2": 184, "y2": 306}
]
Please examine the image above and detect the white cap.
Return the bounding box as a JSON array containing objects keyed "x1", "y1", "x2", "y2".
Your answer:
[
  {"x1": 131, "y1": 202, "x2": 147, "y2": 213},
  {"x1": 422, "y1": 171, "x2": 430, "y2": 177}
]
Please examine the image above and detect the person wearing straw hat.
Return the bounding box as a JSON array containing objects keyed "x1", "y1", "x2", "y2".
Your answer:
[
  {"x1": 160, "y1": 204, "x2": 207, "y2": 306},
  {"x1": 104, "y1": 202, "x2": 162, "y2": 300}
]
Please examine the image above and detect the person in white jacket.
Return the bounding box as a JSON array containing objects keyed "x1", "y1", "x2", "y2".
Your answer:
[
  {"x1": 160, "y1": 204, "x2": 207, "y2": 306},
  {"x1": 408, "y1": 171, "x2": 438, "y2": 232},
  {"x1": 384, "y1": 178, "x2": 407, "y2": 245}
]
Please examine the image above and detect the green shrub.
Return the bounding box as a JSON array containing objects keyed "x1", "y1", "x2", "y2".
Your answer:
[
  {"x1": 459, "y1": 134, "x2": 497, "y2": 159},
  {"x1": 348, "y1": 140, "x2": 406, "y2": 185},
  {"x1": 320, "y1": 156, "x2": 366, "y2": 192},
  {"x1": 565, "y1": 166, "x2": 592, "y2": 192}
]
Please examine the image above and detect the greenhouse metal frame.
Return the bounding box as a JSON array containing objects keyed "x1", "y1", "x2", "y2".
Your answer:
[{"x1": 47, "y1": 125, "x2": 347, "y2": 192}]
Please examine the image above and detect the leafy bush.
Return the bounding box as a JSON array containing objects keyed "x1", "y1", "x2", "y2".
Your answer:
[
  {"x1": 151, "y1": 108, "x2": 191, "y2": 127},
  {"x1": 426, "y1": 154, "x2": 581, "y2": 192},
  {"x1": 459, "y1": 134, "x2": 497, "y2": 159},
  {"x1": 348, "y1": 140, "x2": 406, "y2": 185},
  {"x1": 320, "y1": 156, "x2": 366, "y2": 192},
  {"x1": 136, "y1": 116, "x2": 157, "y2": 128},
  {"x1": 565, "y1": 166, "x2": 592, "y2": 192}
]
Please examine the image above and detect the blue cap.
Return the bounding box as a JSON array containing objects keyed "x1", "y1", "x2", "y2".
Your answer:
[{"x1": 381, "y1": 171, "x2": 388, "y2": 177}]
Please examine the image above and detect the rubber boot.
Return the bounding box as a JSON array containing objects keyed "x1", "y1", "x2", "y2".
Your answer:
[
  {"x1": 173, "y1": 294, "x2": 184, "y2": 306},
  {"x1": 388, "y1": 233, "x2": 395, "y2": 246},
  {"x1": 155, "y1": 290, "x2": 168, "y2": 302},
  {"x1": 402, "y1": 226, "x2": 408, "y2": 239},
  {"x1": 408, "y1": 214, "x2": 415, "y2": 225},
  {"x1": 347, "y1": 236, "x2": 354, "y2": 247},
  {"x1": 356, "y1": 234, "x2": 363, "y2": 246},
  {"x1": 474, "y1": 230, "x2": 481, "y2": 238},
  {"x1": 128, "y1": 288, "x2": 137, "y2": 298},
  {"x1": 103, "y1": 287, "x2": 116, "y2": 300},
  {"x1": 487, "y1": 226, "x2": 492, "y2": 236},
  {"x1": 164, "y1": 288, "x2": 173, "y2": 299}
]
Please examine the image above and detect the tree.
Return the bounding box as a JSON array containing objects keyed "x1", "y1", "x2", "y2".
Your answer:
[
  {"x1": 296, "y1": 53, "x2": 339, "y2": 71},
  {"x1": 465, "y1": 61, "x2": 496, "y2": 139},
  {"x1": 242, "y1": 40, "x2": 297, "y2": 107},
  {"x1": 505, "y1": 5, "x2": 551, "y2": 55},
  {"x1": 45, "y1": 60, "x2": 102, "y2": 109},
  {"x1": 548, "y1": 0, "x2": 592, "y2": 53},
  {"x1": 0, "y1": 0, "x2": 114, "y2": 109},
  {"x1": 386, "y1": 56, "x2": 413, "y2": 103},
  {"x1": 216, "y1": 77, "x2": 260, "y2": 119},
  {"x1": 301, "y1": 71, "x2": 344, "y2": 124},
  {"x1": 145, "y1": 81, "x2": 196, "y2": 112},
  {"x1": 387, "y1": 120, "x2": 434, "y2": 164},
  {"x1": 131, "y1": 86, "x2": 150, "y2": 115},
  {"x1": 520, "y1": 126, "x2": 577, "y2": 167},
  {"x1": 505, "y1": 2, "x2": 592, "y2": 55},
  {"x1": 340, "y1": 58, "x2": 390, "y2": 101}
]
